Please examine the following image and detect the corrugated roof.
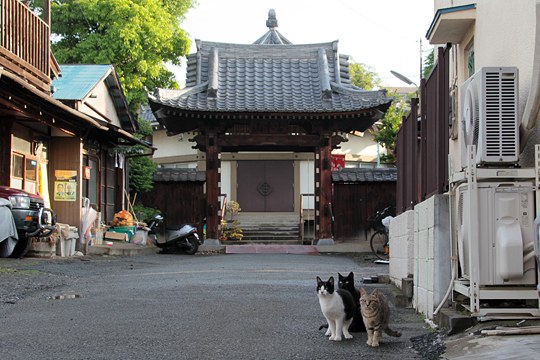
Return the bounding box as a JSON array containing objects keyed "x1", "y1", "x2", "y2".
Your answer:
[
  {"x1": 332, "y1": 168, "x2": 397, "y2": 182},
  {"x1": 154, "y1": 168, "x2": 206, "y2": 182},
  {"x1": 52, "y1": 65, "x2": 112, "y2": 100}
]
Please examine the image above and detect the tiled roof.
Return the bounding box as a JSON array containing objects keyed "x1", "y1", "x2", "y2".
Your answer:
[
  {"x1": 331, "y1": 168, "x2": 397, "y2": 182},
  {"x1": 149, "y1": 10, "x2": 390, "y2": 115},
  {"x1": 154, "y1": 168, "x2": 206, "y2": 182},
  {"x1": 151, "y1": 42, "x2": 389, "y2": 113},
  {"x1": 253, "y1": 10, "x2": 292, "y2": 45},
  {"x1": 154, "y1": 167, "x2": 395, "y2": 183}
]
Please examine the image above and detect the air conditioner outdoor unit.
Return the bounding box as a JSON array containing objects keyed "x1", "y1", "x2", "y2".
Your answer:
[
  {"x1": 460, "y1": 67, "x2": 519, "y2": 169},
  {"x1": 455, "y1": 181, "x2": 536, "y2": 286}
]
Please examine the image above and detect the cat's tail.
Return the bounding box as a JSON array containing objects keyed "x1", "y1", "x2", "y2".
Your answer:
[
  {"x1": 384, "y1": 326, "x2": 402, "y2": 337},
  {"x1": 318, "y1": 323, "x2": 329, "y2": 331}
]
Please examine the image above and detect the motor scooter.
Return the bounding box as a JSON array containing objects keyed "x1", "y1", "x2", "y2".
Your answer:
[{"x1": 147, "y1": 214, "x2": 201, "y2": 255}]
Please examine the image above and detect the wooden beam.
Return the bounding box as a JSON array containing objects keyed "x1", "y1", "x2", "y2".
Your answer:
[{"x1": 205, "y1": 136, "x2": 220, "y2": 239}]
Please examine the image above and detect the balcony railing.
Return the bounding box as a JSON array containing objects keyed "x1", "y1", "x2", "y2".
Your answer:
[{"x1": 0, "y1": 0, "x2": 51, "y2": 92}]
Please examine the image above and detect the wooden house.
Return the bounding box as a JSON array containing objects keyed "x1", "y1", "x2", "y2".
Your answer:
[{"x1": 0, "y1": 0, "x2": 150, "y2": 250}]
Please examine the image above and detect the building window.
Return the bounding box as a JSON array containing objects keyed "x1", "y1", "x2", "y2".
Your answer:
[
  {"x1": 82, "y1": 155, "x2": 99, "y2": 209},
  {"x1": 11, "y1": 152, "x2": 37, "y2": 194},
  {"x1": 101, "y1": 152, "x2": 117, "y2": 224},
  {"x1": 466, "y1": 40, "x2": 475, "y2": 77}
]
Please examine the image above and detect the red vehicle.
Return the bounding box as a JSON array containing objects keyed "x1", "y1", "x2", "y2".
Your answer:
[{"x1": 0, "y1": 186, "x2": 56, "y2": 258}]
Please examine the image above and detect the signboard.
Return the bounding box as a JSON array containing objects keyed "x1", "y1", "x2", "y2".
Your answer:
[
  {"x1": 331, "y1": 154, "x2": 346, "y2": 171},
  {"x1": 54, "y1": 170, "x2": 77, "y2": 202}
]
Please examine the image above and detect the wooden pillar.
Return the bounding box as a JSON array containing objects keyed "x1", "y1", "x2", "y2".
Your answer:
[
  {"x1": 205, "y1": 134, "x2": 220, "y2": 239},
  {"x1": 315, "y1": 135, "x2": 333, "y2": 240},
  {"x1": 0, "y1": 120, "x2": 13, "y2": 186}
]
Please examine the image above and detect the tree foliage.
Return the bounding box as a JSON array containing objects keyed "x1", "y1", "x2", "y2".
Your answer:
[
  {"x1": 372, "y1": 96, "x2": 407, "y2": 164},
  {"x1": 348, "y1": 62, "x2": 403, "y2": 164},
  {"x1": 127, "y1": 117, "x2": 157, "y2": 194},
  {"x1": 349, "y1": 62, "x2": 381, "y2": 90},
  {"x1": 48, "y1": 0, "x2": 195, "y2": 110},
  {"x1": 423, "y1": 49, "x2": 435, "y2": 79}
]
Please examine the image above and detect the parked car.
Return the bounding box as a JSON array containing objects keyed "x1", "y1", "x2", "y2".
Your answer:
[{"x1": 0, "y1": 186, "x2": 56, "y2": 258}]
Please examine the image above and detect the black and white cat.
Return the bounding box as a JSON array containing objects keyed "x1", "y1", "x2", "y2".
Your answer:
[
  {"x1": 319, "y1": 272, "x2": 367, "y2": 333},
  {"x1": 316, "y1": 276, "x2": 355, "y2": 341}
]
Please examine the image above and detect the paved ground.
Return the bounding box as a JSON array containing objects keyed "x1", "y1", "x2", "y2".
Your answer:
[
  {"x1": 4, "y1": 245, "x2": 540, "y2": 359},
  {"x1": 0, "y1": 251, "x2": 434, "y2": 360}
]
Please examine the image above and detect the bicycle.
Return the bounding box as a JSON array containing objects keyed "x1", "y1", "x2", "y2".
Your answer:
[{"x1": 368, "y1": 206, "x2": 394, "y2": 261}]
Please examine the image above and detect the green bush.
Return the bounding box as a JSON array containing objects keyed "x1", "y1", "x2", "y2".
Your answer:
[{"x1": 133, "y1": 204, "x2": 161, "y2": 224}]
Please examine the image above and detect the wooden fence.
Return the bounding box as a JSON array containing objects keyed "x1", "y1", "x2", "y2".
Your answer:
[{"x1": 396, "y1": 45, "x2": 450, "y2": 214}]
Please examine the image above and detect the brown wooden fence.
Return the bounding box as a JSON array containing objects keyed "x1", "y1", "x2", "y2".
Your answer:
[
  {"x1": 332, "y1": 168, "x2": 396, "y2": 241},
  {"x1": 137, "y1": 181, "x2": 206, "y2": 234},
  {"x1": 396, "y1": 45, "x2": 450, "y2": 215}
]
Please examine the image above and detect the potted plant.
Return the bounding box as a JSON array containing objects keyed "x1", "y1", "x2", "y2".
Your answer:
[{"x1": 219, "y1": 201, "x2": 243, "y2": 241}]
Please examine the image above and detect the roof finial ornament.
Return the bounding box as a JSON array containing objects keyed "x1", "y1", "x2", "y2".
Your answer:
[{"x1": 266, "y1": 9, "x2": 278, "y2": 29}]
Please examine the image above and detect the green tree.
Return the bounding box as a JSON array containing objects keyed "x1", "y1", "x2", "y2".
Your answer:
[
  {"x1": 348, "y1": 62, "x2": 402, "y2": 164},
  {"x1": 127, "y1": 118, "x2": 157, "y2": 194},
  {"x1": 423, "y1": 49, "x2": 435, "y2": 79},
  {"x1": 349, "y1": 62, "x2": 381, "y2": 90},
  {"x1": 48, "y1": 0, "x2": 194, "y2": 111},
  {"x1": 372, "y1": 96, "x2": 406, "y2": 164}
]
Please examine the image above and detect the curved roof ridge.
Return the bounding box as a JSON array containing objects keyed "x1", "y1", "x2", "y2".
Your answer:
[{"x1": 253, "y1": 9, "x2": 292, "y2": 45}]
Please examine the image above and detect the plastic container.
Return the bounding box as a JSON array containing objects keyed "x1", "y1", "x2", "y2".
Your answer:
[{"x1": 108, "y1": 226, "x2": 136, "y2": 241}]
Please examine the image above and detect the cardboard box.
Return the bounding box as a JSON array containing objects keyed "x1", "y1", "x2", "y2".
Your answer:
[{"x1": 104, "y1": 231, "x2": 128, "y2": 241}]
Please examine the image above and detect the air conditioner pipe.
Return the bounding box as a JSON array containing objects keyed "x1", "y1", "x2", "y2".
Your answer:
[
  {"x1": 433, "y1": 180, "x2": 459, "y2": 317},
  {"x1": 519, "y1": 1, "x2": 540, "y2": 151}
]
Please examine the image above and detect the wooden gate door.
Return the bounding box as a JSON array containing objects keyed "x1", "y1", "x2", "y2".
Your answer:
[{"x1": 237, "y1": 161, "x2": 294, "y2": 212}]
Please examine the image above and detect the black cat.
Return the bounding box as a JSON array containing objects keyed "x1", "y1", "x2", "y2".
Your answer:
[{"x1": 318, "y1": 272, "x2": 366, "y2": 333}]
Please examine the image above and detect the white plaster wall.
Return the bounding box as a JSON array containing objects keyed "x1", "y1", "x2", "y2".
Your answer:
[
  {"x1": 412, "y1": 194, "x2": 451, "y2": 320},
  {"x1": 299, "y1": 160, "x2": 315, "y2": 209},
  {"x1": 333, "y1": 131, "x2": 386, "y2": 163},
  {"x1": 80, "y1": 81, "x2": 122, "y2": 127},
  {"x1": 220, "y1": 161, "x2": 231, "y2": 202},
  {"x1": 389, "y1": 210, "x2": 415, "y2": 288},
  {"x1": 152, "y1": 130, "x2": 198, "y2": 159}
]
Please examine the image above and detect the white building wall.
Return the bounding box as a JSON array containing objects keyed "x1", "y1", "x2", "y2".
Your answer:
[
  {"x1": 79, "y1": 81, "x2": 122, "y2": 127},
  {"x1": 299, "y1": 161, "x2": 315, "y2": 209},
  {"x1": 391, "y1": 195, "x2": 450, "y2": 320},
  {"x1": 220, "y1": 161, "x2": 231, "y2": 202},
  {"x1": 333, "y1": 131, "x2": 385, "y2": 165},
  {"x1": 152, "y1": 130, "x2": 199, "y2": 161},
  {"x1": 433, "y1": 0, "x2": 539, "y2": 171},
  {"x1": 411, "y1": 195, "x2": 451, "y2": 320}
]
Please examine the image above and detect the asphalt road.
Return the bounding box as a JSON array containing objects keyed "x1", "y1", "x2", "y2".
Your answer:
[{"x1": 0, "y1": 253, "x2": 431, "y2": 359}]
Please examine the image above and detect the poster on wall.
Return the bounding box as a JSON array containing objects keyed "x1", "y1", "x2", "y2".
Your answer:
[{"x1": 54, "y1": 170, "x2": 77, "y2": 202}]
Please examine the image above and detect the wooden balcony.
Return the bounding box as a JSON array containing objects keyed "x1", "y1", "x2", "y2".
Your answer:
[{"x1": 0, "y1": 0, "x2": 51, "y2": 93}]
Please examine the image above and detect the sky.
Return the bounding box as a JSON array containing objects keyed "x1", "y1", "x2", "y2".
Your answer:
[{"x1": 177, "y1": 0, "x2": 435, "y2": 88}]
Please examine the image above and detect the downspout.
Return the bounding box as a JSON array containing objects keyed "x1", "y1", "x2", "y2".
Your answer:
[{"x1": 519, "y1": 1, "x2": 540, "y2": 151}]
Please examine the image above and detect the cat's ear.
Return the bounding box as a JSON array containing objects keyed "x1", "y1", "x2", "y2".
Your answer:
[
  {"x1": 316, "y1": 276, "x2": 322, "y2": 284},
  {"x1": 360, "y1": 287, "x2": 368, "y2": 296},
  {"x1": 338, "y1": 272, "x2": 343, "y2": 278},
  {"x1": 348, "y1": 272, "x2": 354, "y2": 279},
  {"x1": 372, "y1": 288, "x2": 380, "y2": 296},
  {"x1": 328, "y1": 276, "x2": 334, "y2": 285}
]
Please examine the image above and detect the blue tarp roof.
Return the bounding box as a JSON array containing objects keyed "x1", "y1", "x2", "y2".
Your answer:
[{"x1": 52, "y1": 64, "x2": 112, "y2": 100}]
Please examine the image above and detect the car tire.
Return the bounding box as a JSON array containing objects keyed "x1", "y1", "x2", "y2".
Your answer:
[{"x1": 9, "y1": 233, "x2": 33, "y2": 258}]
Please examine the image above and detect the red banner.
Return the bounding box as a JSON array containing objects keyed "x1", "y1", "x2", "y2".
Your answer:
[{"x1": 331, "y1": 154, "x2": 345, "y2": 170}]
